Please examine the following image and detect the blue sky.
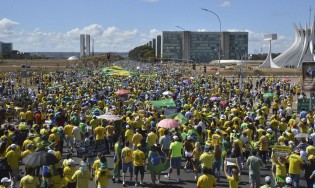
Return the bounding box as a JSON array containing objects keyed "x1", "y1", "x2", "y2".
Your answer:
[{"x1": 0, "y1": 0, "x2": 314, "y2": 53}]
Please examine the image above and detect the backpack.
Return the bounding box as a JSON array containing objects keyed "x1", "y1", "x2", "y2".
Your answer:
[{"x1": 150, "y1": 152, "x2": 160, "y2": 165}]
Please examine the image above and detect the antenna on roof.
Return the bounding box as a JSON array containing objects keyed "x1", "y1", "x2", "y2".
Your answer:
[{"x1": 309, "y1": 5, "x2": 313, "y2": 26}]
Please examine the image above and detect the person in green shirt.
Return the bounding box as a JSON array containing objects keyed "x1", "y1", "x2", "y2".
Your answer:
[{"x1": 165, "y1": 135, "x2": 183, "y2": 182}]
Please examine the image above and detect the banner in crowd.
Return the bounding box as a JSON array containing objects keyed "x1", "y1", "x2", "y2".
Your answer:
[
  {"x1": 75, "y1": 140, "x2": 107, "y2": 158},
  {"x1": 302, "y1": 61, "x2": 315, "y2": 92},
  {"x1": 273, "y1": 145, "x2": 291, "y2": 157}
]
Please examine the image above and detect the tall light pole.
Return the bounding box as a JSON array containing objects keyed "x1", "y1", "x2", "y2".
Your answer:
[{"x1": 201, "y1": 8, "x2": 221, "y2": 74}]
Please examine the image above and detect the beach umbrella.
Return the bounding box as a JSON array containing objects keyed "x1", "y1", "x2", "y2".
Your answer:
[
  {"x1": 22, "y1": 151, "x2": 59, "y2": 167},
  {"x1": 282, "y1": 77, "x2": 291, "y2": 82},
  {"x1": 162, "y1": 91, "x2": 173, "y2": 96},
  {"x1": 295, "y1": 133, "x2": 309, "y2": 138},
  {"x1": 96, "y1": 114, "x2": 123, "y2": 121},
  {"x1": 115, "y1": 89, "x2": 130, "y2": 95},
  {"x1": 157, "y1": 119, "x2": 180, "y2": 129}
]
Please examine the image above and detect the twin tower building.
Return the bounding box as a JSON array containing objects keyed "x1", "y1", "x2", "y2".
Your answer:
[{"x1": 80, "y1": 34, "x2": 91, "y2": 58}]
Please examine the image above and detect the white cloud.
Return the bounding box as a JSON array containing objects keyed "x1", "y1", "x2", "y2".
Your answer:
[
  {"x1": 227, "y1": 28, "x2": 293, "y2": 53},
  {"x1": 0, "y1": 19, "x2": 159, "y2": 52},
  {"x1": 218, "y1": 1, "x2": 231, "y2": 8},
  {"x1": 0, "y1": 18, "x2": 19, "y2": 36},
  {"x1": 197, "y1": 29, "x2": 207, "y2": 32}
]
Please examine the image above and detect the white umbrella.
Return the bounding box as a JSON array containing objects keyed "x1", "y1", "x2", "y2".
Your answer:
[{"x1": 162, "y1": 91, "x2": 173, "y2": 96}]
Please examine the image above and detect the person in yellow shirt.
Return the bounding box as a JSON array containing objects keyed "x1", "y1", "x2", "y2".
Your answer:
[
  {"x1": 211, "y1": 129, "x2": 222, "y2": 146},
  {"x1": 121, "y1": 141, "x2": 133, "y2": 186},
  {"x1": 287, "y1": 149, "x2": 303, "y2": 187},
  {"x1": 272, "y1": 155, "x2": 287, "y2": 187},
  {"x1": 94, "y1": 124, "x2": 106, "y2": 141},
  {"x1": 197, "y1": 167, "x2": 217, "y2": 188},
  {"x1": 125, "y1": 125, "x2": 134, "y2": 144},
  {"x1": 199, "y1": 146, "x2": 214, "y2": 174},
  {"x1": 64, "y1": 123, "x2": 74, "y2": 151},
  {"x1": 146, "y1": 128, "x2": 158, "y2": 152},
  {"x1": 132, "y1": 144, "x2": 145, "y2": 186},
  {"x1": 51, "y1": 168, "x2": 67, "y2": 188},
  {"x1": 71, "y1": 161, "x2": 93, "y2": 188},
  {"x1": 104, "y1": 123, "x2": 115, "y2": 150},
  {"x1": 20, "y1": 168, "x2": 40, "y2": 188},
  {"x1": 96, "y1": 164, "x2": 111, "y2": 188},
  {"x1": 258, "y1": 131, "x2": 269, "y2": 166},
  {"x1": 63, "y1": 159, "x2": 76, "y2": 188},
  {"x1": 132, "y1": 129, "x2": 143, "y2": 150},
  {"x1": 224, "y1": 160, "x2": 240, "y2": 188},
  {"x1": 5, "y1": 144, "x2": 20, "y2": 187}
]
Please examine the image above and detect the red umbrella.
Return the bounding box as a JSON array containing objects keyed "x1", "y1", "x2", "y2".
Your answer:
[
  {"x1": 282, "y1": 77, "x2": 290, "y2": 82},
  {"x1": 115, "y1": 89, "x2": 130, "y2": 95},
  {"x1": 158, "y1": 119, "x2": 180, "y2": 129}
]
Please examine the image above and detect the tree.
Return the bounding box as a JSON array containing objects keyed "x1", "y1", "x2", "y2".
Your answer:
[{"x1": 128, "y1": 45, "x2": 155, "y2": 62}]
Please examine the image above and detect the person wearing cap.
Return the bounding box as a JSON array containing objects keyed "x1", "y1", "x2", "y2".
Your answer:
[
  {"x1": 71, "y1": 161, "x2": 93, "y2": 188},
  {"x1": 246, "y1": 150, "x2": 263, "y2": 188},
  {"x1": 132, "y1": 143, "x2": 145, "y2": 186},
  {"x1": 260, "y1": 175, "x2": 275, "y2": 188},
  {"x1": 124, "y1": 125, "x2": 134, "y2": 144},
  {"x1": 0, "y1": 177, "x2": 11, "y2": 188},
  {"x1": 96, "y1": 163, "x2": 111, "y2": 188},
  {"x1": 5, "y1": 144, "x2": 20, "y2": 187},
  {"x1": 286, "y1": 149, "x2": 303, "y2": 188},
  {"x1": 20, "y1": 167, "x2": 40, "y2": 188},
  {"x1": 211, "y1": 129, "x2": 222, "y2": 146},
  {"x1": 199, "y1": 145, "x2": 214, "y2": 175},
  {"x1": 164, "y1": 135, "x2": 183, "y2": 182},
  {"x1": 121, "y1": 141, "x2": 133, "y2": 186},
  {"x1": 63, "y1": 159, "x2": 76, "y2": 188}
]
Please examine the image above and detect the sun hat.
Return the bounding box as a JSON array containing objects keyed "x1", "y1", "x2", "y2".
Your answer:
[{"x1": 1, "y1": 177, "x2": 11, "y2": 183}]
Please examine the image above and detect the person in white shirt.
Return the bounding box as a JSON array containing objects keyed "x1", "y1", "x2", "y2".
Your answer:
[{"x1": 72, "y1": 125, "x2": 82, "y2": 145}]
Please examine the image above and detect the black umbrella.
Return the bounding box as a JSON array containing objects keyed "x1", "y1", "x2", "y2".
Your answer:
[{"x1": 22, "y1": 151, "x2": 59, "y2": 166}]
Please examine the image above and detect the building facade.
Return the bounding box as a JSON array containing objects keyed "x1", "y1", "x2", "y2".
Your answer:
[
  {"x1": 86, "y1": 34, "x2": 90, "y2": 57},
  {"x1": 0, "y1": 41, "x2": 13, "y2": 55},
  {"x1": 160, "y1": 31, "x2": 248, "y2": 63},
  {"x1": 156, "y1": 35, "x2": 161, "y2": 58},
  {"x1": 80, "y1": 34, "x2": 85, "y2": 58}
]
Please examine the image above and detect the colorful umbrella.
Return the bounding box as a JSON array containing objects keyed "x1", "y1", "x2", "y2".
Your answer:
[
  {"x1": 282, "y1": 77, "x2": 291, "y2": 82},
  {"x1": 295, "y1": 133, "x2": 309, "y2": 138},
  {"x1": 157, "y1": 119, "x2": 180, "y2": 129},
  {"x1": 115, "y1": 89, "x2": 130, "y2": 95}
]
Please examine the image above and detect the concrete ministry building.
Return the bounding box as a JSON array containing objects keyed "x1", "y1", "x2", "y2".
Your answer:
[
  {"x1": 0, "y1": 41, "x2": 13, "y2": 55},
  {"x1": 80, "y1": 34, "x2": 91, "y2": 58},
  {"x1": 152, "y1": 31, "x2": 248, "y2": 63}
]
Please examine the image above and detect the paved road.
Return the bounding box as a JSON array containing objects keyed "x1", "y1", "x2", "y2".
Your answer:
[{"x1": 65, "y1": 149, "x2": 308, "y2": 188}]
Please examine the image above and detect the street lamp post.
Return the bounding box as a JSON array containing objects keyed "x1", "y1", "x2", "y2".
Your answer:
[{"x1": 201, "y1": 8, "x2": 221, "y2": 74}]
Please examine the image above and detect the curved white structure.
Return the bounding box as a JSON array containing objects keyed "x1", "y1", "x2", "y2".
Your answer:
[
  {"x1": 67, "y1": 56, "x2": 79, "y2": 61},
  {"x1": 273, "y1": 17, "x2": 315, "y2": 68},
  {"x1": 259, "y1": 39, "x2": 280, "y2": 68}
]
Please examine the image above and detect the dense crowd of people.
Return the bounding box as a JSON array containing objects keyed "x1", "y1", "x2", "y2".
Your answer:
[{"x1": 0, "y1": 61, "x2": 312, "y2": 188}]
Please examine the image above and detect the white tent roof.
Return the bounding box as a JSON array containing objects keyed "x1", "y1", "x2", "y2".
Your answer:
[{"x1": 67, "y1": 56, "x2": 79, "y2": 61}]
